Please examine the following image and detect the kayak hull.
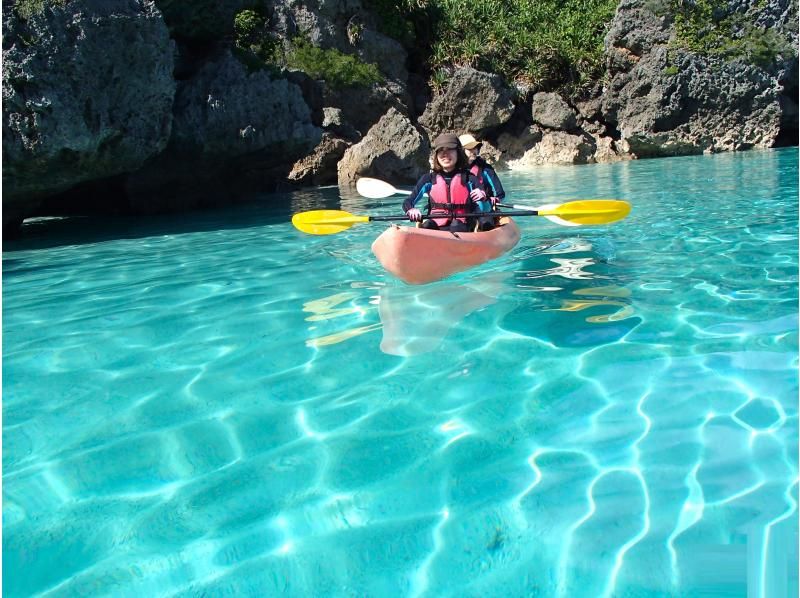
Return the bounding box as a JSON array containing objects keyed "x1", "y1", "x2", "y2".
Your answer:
[{"x1": 371, "y1": 217, "x2": 521, "y2": 284}]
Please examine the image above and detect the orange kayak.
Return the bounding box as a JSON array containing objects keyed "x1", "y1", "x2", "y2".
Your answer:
[{"x1": 371, "y1": 217, "x2": 521, "y2": 284}]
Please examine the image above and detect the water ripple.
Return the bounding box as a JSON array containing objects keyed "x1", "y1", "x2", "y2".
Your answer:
[{"x1": 3, "y1": 149, "x2": 798, "y2": 597}]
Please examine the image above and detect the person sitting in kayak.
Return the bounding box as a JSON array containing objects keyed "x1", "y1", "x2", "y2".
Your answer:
[
  {"x1": 459, "y1": 133, "x2": 506, "y2": 232},
  {"x1": 403, "y1": 133, "x2": 488, "y2": 233}
]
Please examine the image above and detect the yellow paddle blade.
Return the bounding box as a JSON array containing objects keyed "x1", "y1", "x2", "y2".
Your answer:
[
  {"x1": 292, "y1": 210, "x2": 369, "y2": 235},
  {"x1": 535, "y1": 203, "x2": 581, "y2": 227},
  {"x1": 538, "y1": 200, "x2": 631, "y2": 225}
]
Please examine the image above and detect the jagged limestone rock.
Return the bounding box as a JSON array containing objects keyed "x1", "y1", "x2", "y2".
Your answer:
[
  {"x1": 532, "y1": 92, "x2": 579, "y2": 131},
  {"x1": 600, "y1": 0, "x2": 795, "y2": 155},
  {"x1": 153, "y1": 0, "x2": 251, "y2": 40},
  {"x1": 419, "y1": 67, "x2": 515, "y2": 138},
  {"x1": 337, "y1": 107, "x2": 429, "y2": 185},
  {"x1": 505, "y1": 130, "x2": 596, "y2": 168},
  {"x1": 2, "y1": 0, "x2": 175, "y2": 227},
  {"x1": 289, "y1": 132, "x2": 351, "y2": 185},
  {"x1": 125, "y1": 49, "x2": 321, "y2": 210}
]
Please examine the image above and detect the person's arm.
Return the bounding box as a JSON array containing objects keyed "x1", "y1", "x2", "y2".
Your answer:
[
  {"x1": 402, "y1": 174, "x2": 432, "y2": 220},
  {"x1": 482, "y1": 165, "x2": 505, "y2": 201},
  {"x1": 466, "y1": 174, "x2": 489, "y2": 210},
  {"x1": 466, "y1": 173, "x2": 482, "y2": 193}
]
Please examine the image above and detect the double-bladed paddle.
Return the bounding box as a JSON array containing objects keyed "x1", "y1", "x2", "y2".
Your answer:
[
  {"x1": 353, "y1": 177, "x2": 631, "y2": 228},
  {"x1": 292, "y1": 199, "x2": 631, "y2": 235}
]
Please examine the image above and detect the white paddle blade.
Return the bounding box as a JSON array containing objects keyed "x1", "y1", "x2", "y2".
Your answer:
[{"x1": 356, "y1": 177, "x2": 409, "y2": 198}]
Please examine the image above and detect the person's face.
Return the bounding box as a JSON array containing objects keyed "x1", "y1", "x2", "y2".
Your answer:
[
  {"x1": 465, "y1": 144, "x2": 481, "y2": 161},
  {"x1": 436, "y1": 147, "x2": 457, "y2": 171}
]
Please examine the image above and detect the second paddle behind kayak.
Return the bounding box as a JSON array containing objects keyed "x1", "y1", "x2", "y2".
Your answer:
[{"x1": 371, "y1": 217, "x2": 521, "y2": 284}]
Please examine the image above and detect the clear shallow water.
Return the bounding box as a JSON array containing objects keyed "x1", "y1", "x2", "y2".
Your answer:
[{"x1": 3, "y1": 148, "x2": 798, "y2": 597}]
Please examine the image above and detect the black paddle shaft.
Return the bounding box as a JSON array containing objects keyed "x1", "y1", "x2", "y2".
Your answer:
[{"x1": 368, "y1": 210, "x2": 537, "y2": 222}]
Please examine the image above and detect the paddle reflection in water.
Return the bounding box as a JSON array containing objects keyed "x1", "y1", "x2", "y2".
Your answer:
[
  {"x1": 552, "y1": 285, "x2": 636, "y2": 323},
  {"x1": 505, "y1": 236, "x2": 641, "y2": 346},
  {"x1": 500, "y1": 281, "x2": 640, "y2": 347},
  {"x1": 303, "y1": 290, "x2": 382, "y2": 348}
]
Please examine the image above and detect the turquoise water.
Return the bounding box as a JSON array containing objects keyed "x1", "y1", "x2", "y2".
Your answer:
[{"x1": 3, "y1": 148, "x2": 798, "y2": 597}]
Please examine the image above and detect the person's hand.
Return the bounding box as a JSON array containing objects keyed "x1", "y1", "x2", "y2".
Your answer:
[
  {"x1": 490, "y1": 196, "x2": 498, "y2": 208},
  {"x1": 470, "y1": 188, "x2": 487, "y2": 203},
  {"x1": 407, "y1": 208, "x2": 422, "y2": 222}
]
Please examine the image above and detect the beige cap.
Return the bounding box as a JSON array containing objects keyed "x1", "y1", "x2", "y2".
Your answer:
[{"x1": 459, "y1": 134, "x2": 480, "y2": 149}]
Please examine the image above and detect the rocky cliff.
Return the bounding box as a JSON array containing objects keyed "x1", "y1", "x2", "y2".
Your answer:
[{"x1": 2, "y1": 0, "x2": 797, "y2": 234}]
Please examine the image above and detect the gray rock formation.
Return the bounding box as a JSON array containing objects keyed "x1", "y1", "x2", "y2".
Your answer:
[
  {"x1": 495, "y1": 127, "x2": 544, "y2": 167},
  {"x1": 354, "y1": 28, "x2": 408, "y2": 85},
  {"x1": 125, "y1": 49, "x2": 321, "y2": 210},
  {"x1": 601, "y1": 0, "x2": 795, "y2": 155},
  {"x1": 269, "y1": 0, "x2": 408, "y2": 85},
  {"x1": 419, "y1": 67, "x2": 515, "y2": 137},
  {"x1": 154, "y1": 0, "x2": 251, "y2": 40},
  {"x1": 532, "y1": 92, "x2": 579, "y2": 131},
  {"x1": 322, "y1": 83, "x2": 409, "y2": 140},
  {"x1": 2, "y1": 0, "x2": 175, "y2": 228},
  {"x1": 265, "y1": 0, "x2": 414, "y2": 157},
  {"x1": 321, "y1": 106, "x2": 359, "y2": 140},
  {"x1": 338, "y1": 107, "x2": 429, "y2": 185},
  {"x1": 494, "y1": 116, "x2": 633, "y2": 167},
  {"x1": 610, "y1": 48, "x2": 783, "y2": 155},
  {"x1": 289, "y1": 132, "x2": 350, "y2": 185},
  {"x1": 501, "y1": 128, "x2": 596, "y2": 168}
]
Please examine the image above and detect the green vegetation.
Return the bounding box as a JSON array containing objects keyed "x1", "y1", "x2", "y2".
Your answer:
[
  {"x1": 14, "y1": 0, "x2": 68, "y2": 20},
  {"x1": 365, "y1": 0, "x2": 619, "y2": 95},
  {"x1": 286, "y1": 38, "x2": 383, "y2": 88},
  {"x1": 233, "y1": 10, "x2": 383, "y2": 88},
  {"x1": 234, "y1": 9, "x2": 280, "y2": 65},
  {"x1": 670, "y1": 0, "x2": 797, "y2": 67},
  {"x1": 429, "y1": 68, "x2": 451, "y2": 95},
  {"x1": 366, "y1": 0, "x2": 795, "y2": 93},
  {"x1": 362, "y1": 0, "x2": 418, "y2": 47}
]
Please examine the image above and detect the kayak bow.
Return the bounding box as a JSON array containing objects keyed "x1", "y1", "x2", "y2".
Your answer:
[{"x1": 371, "y1": 217, "x2": 521, "y2": 284}]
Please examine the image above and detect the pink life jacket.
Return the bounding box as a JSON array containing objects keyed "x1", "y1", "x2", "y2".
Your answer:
[
  {"x1": 471, "y1": 163, "x2": 496, "y2": 204},
  {"x1": 429, "y1": 172, "x2": 470, "y2": 227},
  {"x1": 470, "y1": 162, "x2": 484, "y2": 187}
]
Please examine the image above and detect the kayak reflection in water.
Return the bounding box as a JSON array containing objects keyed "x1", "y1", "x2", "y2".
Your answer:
[
  {"x1": 460, "y1": 133, "x2": 505, "y2": 232},
  {"x1": 378, "y1": 271, "x2": 514, "y2": 356},
  {"x1": 402, "y1": 132, "x2": 489, "y2": 233}
]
